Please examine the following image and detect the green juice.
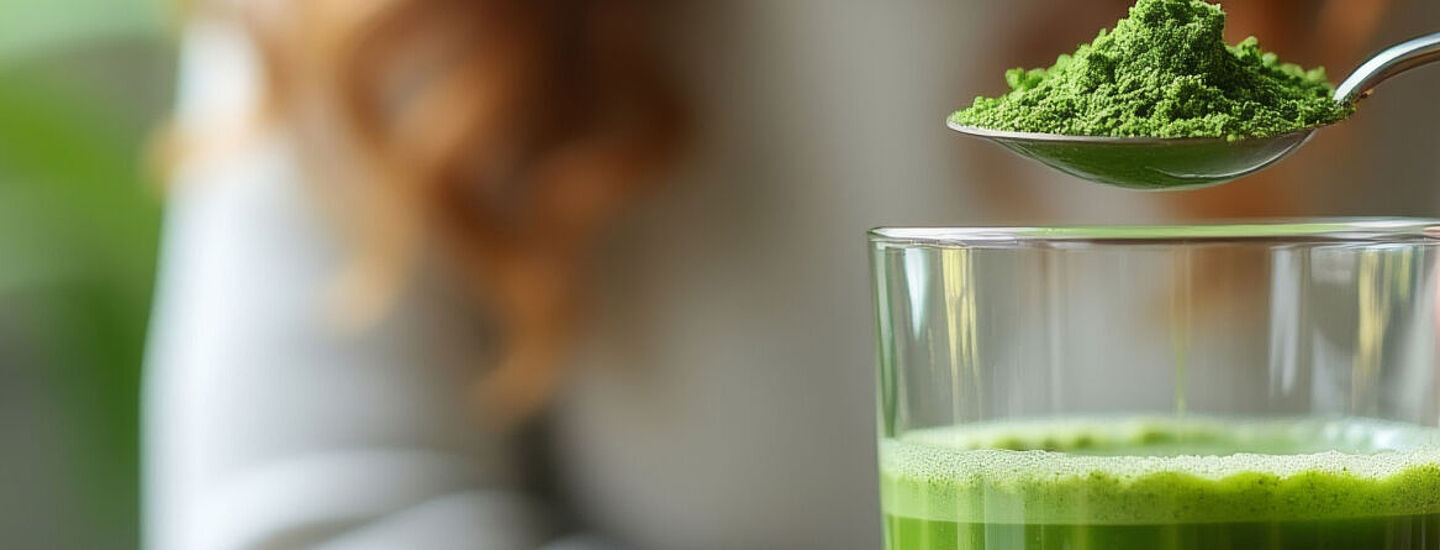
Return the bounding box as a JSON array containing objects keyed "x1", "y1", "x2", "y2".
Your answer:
[{"x1": 880, "y1": 417, "x2": 1440, "y2": 550}]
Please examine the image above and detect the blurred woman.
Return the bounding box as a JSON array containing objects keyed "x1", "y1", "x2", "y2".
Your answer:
[{"x1": 146, "y1": 1, "x2": 1426, "y2": 549}]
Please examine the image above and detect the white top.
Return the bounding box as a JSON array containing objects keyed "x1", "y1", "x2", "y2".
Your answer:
[{"x1": 147, "y1": 18, "x2": 542, "y2": 550}]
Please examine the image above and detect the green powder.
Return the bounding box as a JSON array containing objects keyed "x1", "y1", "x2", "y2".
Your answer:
[{"x1": 950, "y1": 0, "x2": 1352, "y2": 140}]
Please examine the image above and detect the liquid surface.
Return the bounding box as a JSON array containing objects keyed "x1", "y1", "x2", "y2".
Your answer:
[{"x1": 881, "y1": 417, "x2": 1440, "y2": 549}]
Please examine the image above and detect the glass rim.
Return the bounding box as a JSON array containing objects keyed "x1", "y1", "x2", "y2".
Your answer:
[{"x1": 870, "y1": 217, "x2": 1440, "y2": 248}]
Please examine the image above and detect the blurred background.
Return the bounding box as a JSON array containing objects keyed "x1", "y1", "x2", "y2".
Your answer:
[
  {"x1": 1, "y1": 0, "x2": 169, "y2": 547},
  {"x1": 1, "y1": 0, "x2": 1438, "y2": 549}
]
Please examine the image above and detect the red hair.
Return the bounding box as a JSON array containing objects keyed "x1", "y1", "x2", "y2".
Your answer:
[{"x1": 184, "y1": 0, "x2": 689, "y2": 421}]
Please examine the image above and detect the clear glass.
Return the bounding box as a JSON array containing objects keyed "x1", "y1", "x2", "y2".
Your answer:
[{"x1": 870, "y1": 218, "x2": 1440, "y2": 550}]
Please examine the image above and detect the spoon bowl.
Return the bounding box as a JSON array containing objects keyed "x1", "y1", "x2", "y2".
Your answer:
[
  {"x1": 952, "y1": 31, "x2": 1440, "y2": 189},
  {"x1": 948, "y1": 122, "x2": 1319, "y2": 190}
]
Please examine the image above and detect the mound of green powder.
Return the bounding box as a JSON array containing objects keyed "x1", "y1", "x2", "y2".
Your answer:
[{"x1": 950, "y1": 0, "x2": 1352, "y2": 140}]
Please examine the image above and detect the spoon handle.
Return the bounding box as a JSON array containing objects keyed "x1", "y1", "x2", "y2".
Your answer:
[{"x1": 1335, "y1": 32, "x2": 1440, "y2": 104}]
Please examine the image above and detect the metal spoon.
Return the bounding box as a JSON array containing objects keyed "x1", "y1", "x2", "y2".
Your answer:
[{"x1": 949, "y1": 32, "x2": 1440, "y2": 190}]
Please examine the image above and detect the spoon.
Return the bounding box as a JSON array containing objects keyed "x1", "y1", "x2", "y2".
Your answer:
[{"x1": 949, "y1": 32, "x2": 1440, "y2": 190}]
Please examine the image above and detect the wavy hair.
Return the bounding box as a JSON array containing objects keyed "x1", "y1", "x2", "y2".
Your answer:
[{"x1": 193, "y1": 0, "x2": 689, "y2": 421}]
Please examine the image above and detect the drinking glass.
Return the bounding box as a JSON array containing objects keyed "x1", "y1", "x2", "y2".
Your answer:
[{"x1": 870, "y1": 219, "x2": 1440, "y2": 550}]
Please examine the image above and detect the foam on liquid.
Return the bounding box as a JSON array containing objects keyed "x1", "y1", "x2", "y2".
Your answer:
[{"x1": 881, "y1": 417, "x2": 1440, "y2": 525}]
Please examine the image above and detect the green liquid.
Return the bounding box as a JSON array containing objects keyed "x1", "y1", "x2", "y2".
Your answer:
[{"x1": 881, "y1": 417, "x2": 1440, "y2": 550}]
